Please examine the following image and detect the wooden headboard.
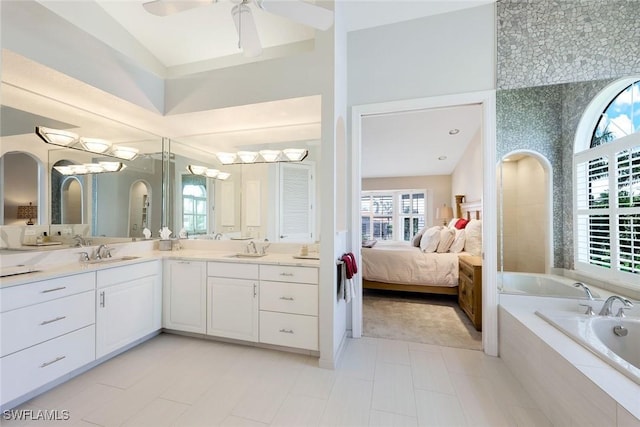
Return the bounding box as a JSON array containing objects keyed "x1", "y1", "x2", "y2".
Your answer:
[{"x1": 455, "y1": 195, "x2": 482, "y2": 220}]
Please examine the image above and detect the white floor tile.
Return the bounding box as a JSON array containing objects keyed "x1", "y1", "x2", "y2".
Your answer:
[
  {"x1": 414, "y1": 389, "x2": 467, "y2": 427},
  {"x1": 320, "y1": 376, "x2": 373, "y2": 427},
  {"x1": 409, "y1": 349, "x2": 455, "y2": 395},
  {"x1": 337, "y1": 338, "x2": 378, "y2": 380},
  {"x1": 376, "y1": 339, "x2": 410, "y2": 365},
  {"x1": 371, "y1": 362, "x2": 416, "y2": 417},
  {"x1": 289, "y1": 363, "x2": 338, "y2": 400},
  {"x1": 220, "y1": 415, "x2": 269, "y2": 427},
  {"x1": 270, "y1": 394, "x2": 326, "y2": 427},
  {"x1": 122, "y1": 397, "x2": 190, "y2": 427},
  {"x1": 449, "y1": 372, "x2": 512, "y2": 427},
  {"x1": 369, "y1": 409, "x2": 418, "y2": 427}
]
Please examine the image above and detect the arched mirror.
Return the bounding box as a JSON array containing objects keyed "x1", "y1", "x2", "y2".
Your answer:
[
  {"x1": 60, "y1": 176, "x2": 83, "y2": 224},
  {"x1": 128, "y1": 180, "x2": 151, "y2": 238},
  {"x1": 497, "y1": 150, "x2": 553, "y2": 277},
  {"x1": 1, "y1": 151, "x2": 40, "y2": 226}
]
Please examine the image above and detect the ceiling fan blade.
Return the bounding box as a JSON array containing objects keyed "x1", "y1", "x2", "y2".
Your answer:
[
  {"x1": 231, "y1": 4, "x2": 263, "y2": 58},
  {"x1": 257, "y1": 0, "x2": 333, "y2": 31},
  {"x1": 142, "y1": 0, "x2": 214, "y2": 17}
]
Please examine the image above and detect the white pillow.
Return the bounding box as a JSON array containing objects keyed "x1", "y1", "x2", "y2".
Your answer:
[
  {"x1": 411, "y1": 226, "x2": 428, "y2": 247},
  {"x1": 447, "y1": 218, "x2": 461, "y2": 229},
  {"x1": 436, "y1": 227, "x2": 455, "y2": 253},
  {"x1": 449, "y1": 229, "x2": 466, "y2": 253},
  {"x1": 464, "y1": 219, "x2": 482, "y2": 256},
  {"x1": 420, "y1": 226, "x2": 442, "y2": 253}
]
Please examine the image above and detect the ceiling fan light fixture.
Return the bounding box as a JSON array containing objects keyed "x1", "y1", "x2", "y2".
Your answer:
[{"x1": 231, "y1": 3, "x2": 262, "y2": 57}]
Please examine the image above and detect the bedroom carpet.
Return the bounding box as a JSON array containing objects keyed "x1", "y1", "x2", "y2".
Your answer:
[{"x1": 362, "y1": 289, "x2": 482, "y2": 351}]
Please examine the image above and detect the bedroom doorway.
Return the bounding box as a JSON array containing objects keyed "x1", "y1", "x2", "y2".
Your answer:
[{"x1": 350, "y1": 91, "x2": 498, "y2": 356}]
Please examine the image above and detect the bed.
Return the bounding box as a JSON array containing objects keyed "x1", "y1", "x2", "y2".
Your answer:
[{"x1": 362, "y1": 196, "x2": 482, "y2": 295}]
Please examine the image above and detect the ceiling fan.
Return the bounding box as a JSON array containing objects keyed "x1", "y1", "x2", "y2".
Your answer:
[{"x1": 142, "y1": 0, "x2": 334, "y2": 57}]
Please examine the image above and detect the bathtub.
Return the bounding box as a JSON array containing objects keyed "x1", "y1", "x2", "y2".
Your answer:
[
  {"x1": 499, "y1": 271, "x2": 601, "y2": 298},
  {"x1": 536, "y1": 310, "x2": 640, "y2": 385}
]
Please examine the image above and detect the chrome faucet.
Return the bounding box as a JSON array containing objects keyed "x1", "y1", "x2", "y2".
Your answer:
[
  {"x1": 574, "y1": 283, "x2": 595, "y2": 315},
  {"x1": 95, "y1": 244, "x2": 111, "y2": 260},
  {"x1": 574, "y1": 282, "x2": 595, "y2": 300},
  {"x1": 247, "y1": 241, "x2": 257, "y2": 254},
  {"x1": 598, "y1": 295, "x2": 633, "y2": 316},
  {"x1": 214, "y1": 233, "x2": 223, "y2": 240},
  {"x1": 260, "y1": 242, "x2": 271, "y2": 255},
  {"x1": 73, "y1": 234, "x2": 86, "y2": 247}
]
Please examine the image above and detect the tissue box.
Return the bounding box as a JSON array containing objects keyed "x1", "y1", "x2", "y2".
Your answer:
[{"x1": 159, "y1": 240, "x2": 172, "y2": 251}]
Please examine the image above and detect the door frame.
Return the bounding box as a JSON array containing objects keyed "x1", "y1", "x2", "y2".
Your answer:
[{"x1": 350, "y1": 90, "x2": 498, "y2": 356}]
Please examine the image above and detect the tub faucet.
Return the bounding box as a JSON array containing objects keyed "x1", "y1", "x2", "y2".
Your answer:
[
  {"x1": 573, "y1": 282, "x2": 595, "y2": 300},
  {"x1": 598, "y1": 295, "x2": 633, "y2": 316}
]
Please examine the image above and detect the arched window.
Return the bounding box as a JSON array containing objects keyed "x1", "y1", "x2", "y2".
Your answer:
[
  {"x1": 183, "y1": 175, "x2": 207, "y2": 235},
  {"x1": 574, "y1": 79, "x2": 640, "y2": 285}
]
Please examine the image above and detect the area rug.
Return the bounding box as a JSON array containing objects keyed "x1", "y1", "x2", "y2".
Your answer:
[{"x1": 362, "y1": 289, "x2": 482, "y2": 350}]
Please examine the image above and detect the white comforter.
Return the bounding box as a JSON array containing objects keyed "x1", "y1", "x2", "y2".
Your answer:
[{"x1": 362, "y1": 242, "x2": 465, "y2": 288}]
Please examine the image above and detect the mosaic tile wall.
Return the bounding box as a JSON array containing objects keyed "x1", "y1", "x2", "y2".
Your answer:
[
  {"x1": 497, "y1": 0, "x2": 640, "y2": 90},
  {"x1": 497, "y1": 79, "x2": 613, "y2": 270}
]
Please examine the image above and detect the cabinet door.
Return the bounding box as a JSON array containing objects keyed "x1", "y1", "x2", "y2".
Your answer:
[
  {"x1": 96, "y1": 275, "x2": 160, "y2": 359},
  {"x1": 207, "y1": 277, "x2": 258, "y2": 342},
  {"x1": 163, "y1": 260, "x2": 206, "y2": 333}
]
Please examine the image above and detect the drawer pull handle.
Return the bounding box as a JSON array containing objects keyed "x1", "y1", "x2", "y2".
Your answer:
[
  {"x1": 280, "y1": 273, "x2": 294, "y2": 277},
  {"x1": 40, "y1": 355, "x2": 66, "y2": 368},
  {"x1": 253, "y1": 284, "x2": 257, "y2": 298},
  {"x1": 100, "y1": 291, "x2": 105, "y2": 308},
  {"x1": 40, "y1": 316, "x2": 66, "y2": 326},
  {"x1": 279, "y1": 296, "x2": 294, "y2": 301},
  {"x1": 41, "y1": 286, "x2": 66, "y2": 294},
  {"x1": 279, "y1": 328, "x2": 294, "y2": 334}
]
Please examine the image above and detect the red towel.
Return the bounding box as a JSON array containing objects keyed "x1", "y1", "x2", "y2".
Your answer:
[{"x1": 341, "y1": 252, "x2": 358, "y2": 279}]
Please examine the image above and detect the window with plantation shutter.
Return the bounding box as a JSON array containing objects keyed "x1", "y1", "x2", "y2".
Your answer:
[{"x1": 574, "y1": 79, "x2": 640, "y2": 285}]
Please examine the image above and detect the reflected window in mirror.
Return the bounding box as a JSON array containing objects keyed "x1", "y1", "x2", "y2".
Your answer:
[
  {"x1": 182, "y1": 175, "x2": 208, "y2": 236},
  {"x1": 575, "y1": 78, "x2": 640, "y2": 284},
  {"x1": 2, "y1": 152, "x2": 40, "y2": 225}
]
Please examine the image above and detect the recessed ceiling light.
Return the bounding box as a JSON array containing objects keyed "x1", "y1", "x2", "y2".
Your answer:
[
  {"x1": 438, "y1": 156, "x2": 447, "y2": 161},
  {"x1": 449, "y1": 129, "x2": 460, "y2": 135}
]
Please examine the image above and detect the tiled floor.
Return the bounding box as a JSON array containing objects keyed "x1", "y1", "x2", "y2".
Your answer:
[{"x1": 5, "y1": 333, "x2": 551, "y2": 426}]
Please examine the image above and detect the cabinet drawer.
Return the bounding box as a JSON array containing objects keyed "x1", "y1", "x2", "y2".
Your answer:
[
  {"x1": 208, "y1": 262, "x2": 259, "y2": 280},
  {"x1": 259, "y1": 265, "x2": 318, "y2": 284},
  {"x1": 260, "y1": 281, "x2": 318, "y2": 316},
  {"x1": 0, "y1": 325, "x2": 95, "y2": 406},
  {"x1": 458, "y1": 277, "x2": 474, "y2": 312},
  {"x1": 0, "y1": 272, "x2": 95, "y2": 313},
  {"x1": 259, "y1": 311, "x2": 318, "y2": 351},
  {"x1": 97, "y1": 260, "x2": 160, "y2": 289},
  {"x1": 1, "y1": 290, "x2": 95, "y2": 357}
]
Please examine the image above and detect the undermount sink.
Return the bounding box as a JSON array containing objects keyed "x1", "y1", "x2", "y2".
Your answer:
[
  {"x1": 85, "y1": 255, "x2": 141, "y2": 264},
  {"x1": 227, "y1": 253, "x2": 267, "y2": 258}
]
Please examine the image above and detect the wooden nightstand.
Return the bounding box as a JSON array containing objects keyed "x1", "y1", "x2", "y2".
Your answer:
[{"x1": 458, "y1": 255, "x2": 482, "y2": 331}]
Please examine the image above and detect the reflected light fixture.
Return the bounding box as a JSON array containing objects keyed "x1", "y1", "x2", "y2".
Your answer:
[
  {"x1": 186, "y1": 165, "x2": 230, "y2": 180},
  {"x1": 17, "y1": 202, "x2": 38, "y2": 225},
  {"x1": 213, "y1": 148, "x2": 308, "y2": 165},
  {"x1": 283, "y1": 148, "x2": 308, "y2": 161},
  {"x1": 259, "y1": 150, "x2": 281, "y2": 162},
  {"x1": 54, "y1": 162, "x2": 126, "y2": 175},
  {"x1": 111, "y1": 146, "x2": 139, "y2": 160}
]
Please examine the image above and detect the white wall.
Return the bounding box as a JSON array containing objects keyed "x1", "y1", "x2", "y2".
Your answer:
[
  {"x1": 348, "y1": 4, "x2": 495, "y2": 107},
  {"x1": 451, "y1": 129, "x2": 483, "y2": 204}
]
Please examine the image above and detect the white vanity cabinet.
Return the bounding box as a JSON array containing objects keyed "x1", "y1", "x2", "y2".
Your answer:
[
  {"x1": 259, "y1": 265, "x2": 318, "y2": 351},
  {"x1": 0, "y1": 272, "x2": 96, "y2": 406},
  {"x1": 206, "y1": 262, "x2": 259, "y2": 342},
  {"x1": 95, "y1": 261, "x2": 161, "y2": 359},
  {"x1": 163, "y1": 259, "x2": 207, "y2": 333}
]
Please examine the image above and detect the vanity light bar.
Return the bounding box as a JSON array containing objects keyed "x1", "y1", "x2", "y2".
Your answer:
[
  {"x1": 213, "y1": 149, "x2": 308, "y2": 165},
  {"x1": 35, "y1": 126, "x2": 139, "y2": 161},
  {"x1": 54, "y1": 162, "x2": 127, "y2": 175},
  {"x1": 186, "y1": 165, "x2": 230, "y2": 180}
]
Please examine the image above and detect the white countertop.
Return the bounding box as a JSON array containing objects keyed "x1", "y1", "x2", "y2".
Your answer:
[{"x1": 0, "y1": 248, "x2": 319, "y2": 289}]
